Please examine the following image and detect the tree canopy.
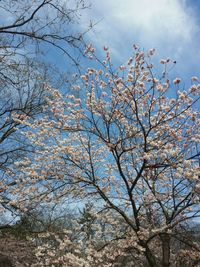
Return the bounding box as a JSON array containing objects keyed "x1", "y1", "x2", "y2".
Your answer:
[{"x1": 7, "y1": 46, "x2": 200, "y2": 266}]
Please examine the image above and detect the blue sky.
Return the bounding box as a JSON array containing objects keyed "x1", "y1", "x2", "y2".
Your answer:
[{"x1": 79, "y1": 0, "x2": 200, "y2": 83}]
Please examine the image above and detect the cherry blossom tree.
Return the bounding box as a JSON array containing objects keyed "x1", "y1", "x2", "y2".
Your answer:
[
  {"x1": 12, "y1": 46, "x2": 200, "y2": 266},
  {"x1": 0, "y1": 0, "x2": 92, "y2": 219}
]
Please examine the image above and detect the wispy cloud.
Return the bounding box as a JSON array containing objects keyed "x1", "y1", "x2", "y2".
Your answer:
[{"x1": 83, "y1": 0, "x2": 200, "y2": 76}]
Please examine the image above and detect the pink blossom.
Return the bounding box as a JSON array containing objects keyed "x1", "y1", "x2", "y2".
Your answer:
[
  {"x1": 160, "y1": 59, "x2": 166, "y2": 64},
  {"x1": 173, "y1": 78, "x2": 181, "y2": 84},
  {"x1": 191, "y1": 76, "x2": 198, "y2": 82},
  {"x1": 127, "y1": 57, "x2": 133, "y2": 65},
  {"x1": 85, "y1": 43, "x2": 95, "y2": 54},
  {"x1": 148, "y1": 48, "x2": 155, "y2": 56}
]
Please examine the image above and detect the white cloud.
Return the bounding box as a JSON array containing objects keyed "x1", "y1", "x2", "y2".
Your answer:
[{"x1": 83, "y1": 0, "x2": 200, "y2": 74}]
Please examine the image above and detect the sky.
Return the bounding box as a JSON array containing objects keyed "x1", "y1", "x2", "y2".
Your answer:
[
  {"x1": 1, "y1": 0, "x2": 200, "y2": 86},
  {"x1": 80, "y1": 0, "x2": 200, "y2": 82}
]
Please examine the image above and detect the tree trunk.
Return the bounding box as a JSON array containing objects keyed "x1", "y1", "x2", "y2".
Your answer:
[
  {"x1": 145, "y1": 245, "x2": 158, "y2": 267},
  {"x1": 161, "y1": 233, "x2": 171, "y2": 267}
]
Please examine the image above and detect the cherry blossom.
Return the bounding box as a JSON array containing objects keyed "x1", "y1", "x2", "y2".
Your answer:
[{"x1": 9, "y1": 46, "x2": 200, "y2": 267}]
